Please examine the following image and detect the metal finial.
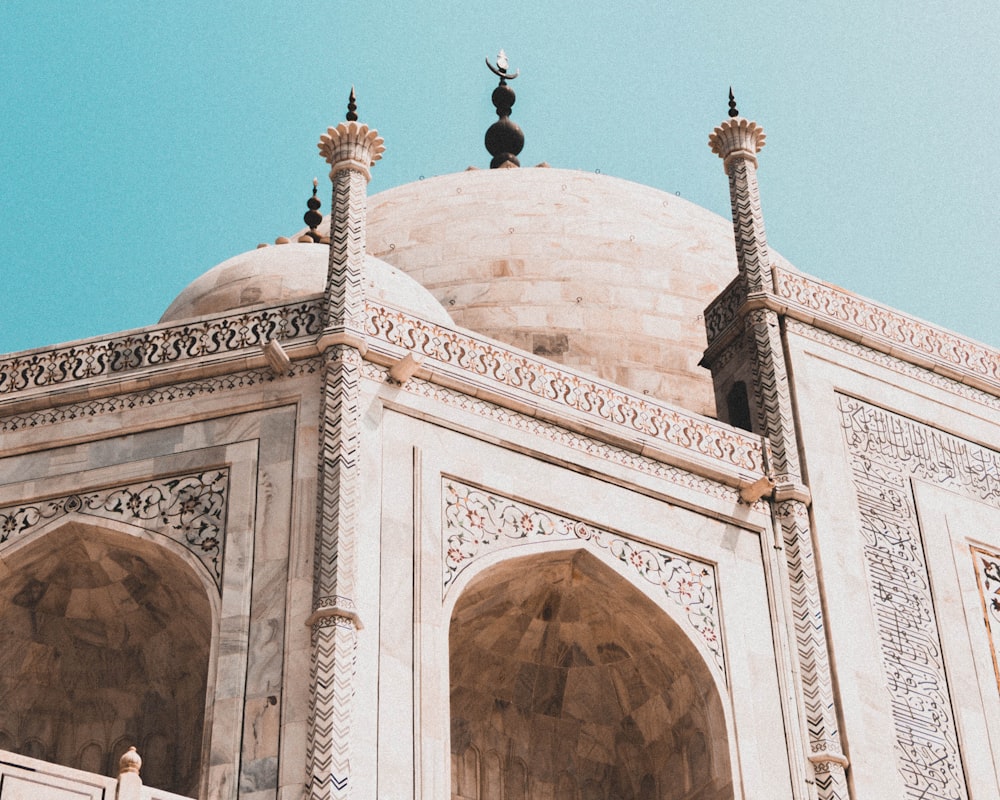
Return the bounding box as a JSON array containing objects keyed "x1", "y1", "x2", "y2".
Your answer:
[
  {"x1": 346, "y1": 87, "x2": 358, "y2": 122},
  {"x1": 304, "y1": 178, "x2": 323, "y2": 240},
  {"x1": 484, "y1": 50, "x2": 524, "y2": 169},
  {"x1": 728, "y1": 87, "x2": 739, "y2": 118}
]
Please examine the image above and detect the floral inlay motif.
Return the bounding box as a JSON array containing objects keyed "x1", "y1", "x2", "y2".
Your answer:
[
  {"x1": 0, "y1": 470, "x2": 229, "y2": 588},
  {"x1": 972, "y1": 546, "x2": 1000, "y2": 694},
  {"x1": 364, "y1": 304, "x2": 765, "y2": 475},
  {"x1": 442, "y1": 480, "x2": 724, "y2": 673}
]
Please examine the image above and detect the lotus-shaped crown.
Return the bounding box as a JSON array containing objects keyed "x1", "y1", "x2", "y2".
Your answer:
[
  {"x1": 318, "y1": 121, "x2": 386, "y2": 182},
  {"x1": 708, "y1": 117, "x2": 767, "y2": 170}
]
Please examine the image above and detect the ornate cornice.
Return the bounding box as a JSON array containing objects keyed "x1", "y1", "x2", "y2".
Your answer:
[
  {"x1": 361, "y1": 303, "x2": 766, "y2": 476},
  {"x1": 787, "y1": 320, "x2": 1000, "y2": 411},
  {"x1": 2, "y1": 299, "x2": 766, "y2": 481},
  {"x1": 0, "y1": 302, "x2": 323, "y2": 398},
  {"x1": 701, "y1": 265, "x2": 999, "y2": 396},
  {"x1": 361, "y1": 362, "x2": 762, "y2": 510},
  {"x1": 775, "y1": 268, "x2": 999, "y2": 391}
]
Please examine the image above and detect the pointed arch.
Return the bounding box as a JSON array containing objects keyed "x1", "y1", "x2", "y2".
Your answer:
[
  {"x1": 449, "y1": 550, "x2": 734, "y2": 800},
  {"x1": 0, "y1": 518, "x2": 213, "y2": 796}
]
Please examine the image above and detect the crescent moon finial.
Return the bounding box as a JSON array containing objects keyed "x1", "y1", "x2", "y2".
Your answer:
[{"x1": 486, "y1": 50, "x2": 519, "y2": 82}]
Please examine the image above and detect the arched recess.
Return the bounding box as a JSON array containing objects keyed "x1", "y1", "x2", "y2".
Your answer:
[
  {"x1": 0, "y1": 518, "x2": 213, "y2": 797},
  {"x1": 449, "y1": 550, "x2": 733, "y2": 800}
]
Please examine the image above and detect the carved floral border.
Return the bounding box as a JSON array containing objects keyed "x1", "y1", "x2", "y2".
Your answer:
[
  {"x1": 364, "y1": 304, "x2": 765, "y2": 475},
  {"x1": 0, "y1": 470, "x2": 229, "y2": 589},
  {"x1": 778, "y1": 269, "x2": 999, "y2": 390},
  {"x1": 442, "y1": 479, "x2": 725, "y2": 674}
]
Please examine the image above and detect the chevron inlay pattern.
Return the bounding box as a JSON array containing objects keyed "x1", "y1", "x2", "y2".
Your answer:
[
  {"x1": 324, "y1": 168, "x2": 368, "y2": 332},
  {"x1": 745, "y1": 309, "x2": 801, "y2": 482},
  {"x1": 777, "y1": 499, "x2": 847, "y2": 797},
  {"x1": 715, "y1": 129, "x2": 849, "y2": 798},
  {"x1": 839, "y1": 395, "x2": 1000, "y2": 800},
  {"x1": 308, "y1": 132, "x2": 374, "y2": 800},
  {"x1": 307, "y1": 345, "x2": 364, "y2": 800},
  {"x1": 744, "y1": 312, "x2": 848, "y2": 797},
  {"x1": 727, "y1": 159, "x2": 770, "y2": 293}
]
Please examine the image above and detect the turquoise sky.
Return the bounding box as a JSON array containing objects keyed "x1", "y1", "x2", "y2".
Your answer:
[{"x1": 2, "y1": 0, "x2": 997, "y2": 354}]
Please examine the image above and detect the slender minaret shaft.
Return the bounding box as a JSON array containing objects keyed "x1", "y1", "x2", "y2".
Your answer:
[
  {"x1": 709, "y1": 91, "x2": 851, "y2": 800},
  {"x1": 306, "y1": 89, "x2": 384, "y2": 800}
]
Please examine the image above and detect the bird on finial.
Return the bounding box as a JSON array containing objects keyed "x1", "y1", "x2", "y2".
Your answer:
[
  {"x1": 346, "y1": 87, "x2": 358, "y2": 122},
  {"x1": 486, "y1": 50, "x2": 519, "y2": 83},
  {"x1": 728, "y1": 87, "x2": 739, "y2": 118}
]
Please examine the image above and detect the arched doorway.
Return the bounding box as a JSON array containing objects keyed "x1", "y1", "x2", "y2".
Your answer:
[
  {"x1": 449, "y1": 550, "x2": 732, "y2": 800},
  {"x1": 0, "y1": 521, "x2": 213, "y2": 796}
]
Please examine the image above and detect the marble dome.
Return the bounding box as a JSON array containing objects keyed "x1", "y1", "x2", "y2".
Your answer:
[
  {"x1": 160, "y1": 243, "x2": 453, "y2": 326},
  {"x1": 359, "y1": 168, "x2": 796, "y2": 417}
]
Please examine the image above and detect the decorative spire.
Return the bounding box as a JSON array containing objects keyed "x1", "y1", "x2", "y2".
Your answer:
[
  {"x1": 302, "y1": 177, "x2": 323, "y2": 242},
  {"x1": 484, "y1": 50, "x2": 524, "y2": 169},
  {"x1": 708, "y1": 93, "x2": 766, "y2": 171},
  {"x1": 318, "y1": 88, "x2": 385, "y2": 183},
  {"x1": 346, "y1": 86, "x2": 358, "y2": 122}
]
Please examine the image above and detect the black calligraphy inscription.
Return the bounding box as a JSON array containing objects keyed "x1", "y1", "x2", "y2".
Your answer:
[{"x1": 839, "y1": 396, "x2": 1000, "y2": 800}]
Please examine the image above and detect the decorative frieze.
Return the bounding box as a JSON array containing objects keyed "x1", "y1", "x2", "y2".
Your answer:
[
  {"x1": 442, "y1": 480, "x2": 725, "y2": 674},
  {"x1": 363, "y1": 304, "x2": 766, "y2": 475},
  {"x1": 0, "y1": 361, "x2": 321, "y2": 433},
  {"x1": 361, "y1": 362, "x2": 759, "y2": 509},
  {"x1": 0, "y1": 302, "x2": 323, "y2": 396},
  {"x1": 839, "y1": 395, "x2": 1000, "y2": 799},
  {"x1": 0, "y1": 470, "x2": 229, "y2": 589},
  {"x1": 778, "y1": 269, "x2": 1000, "y2": 391},
  {"x1": 787, "y1": 319, "x2": 1000, "y2": 411}
]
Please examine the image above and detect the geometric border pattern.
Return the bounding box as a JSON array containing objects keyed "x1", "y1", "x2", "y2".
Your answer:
[
  {"x1": 838, "y1": 395, "x2": 1000, "y2": 799},
  {"x1": 442, "y1": 479, "x2": 725, "y2": 674},
  {"x1": 0, "y1": 361, "x2": 322, "y2": 434},
  {"x1": 0, "y1": 469, "x2": 229, "y2": 589}
]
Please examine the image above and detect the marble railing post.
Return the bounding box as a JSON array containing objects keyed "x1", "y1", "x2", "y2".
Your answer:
[
  {"x1": 306, "y1": 92, "x2": 384, "y2": 800},
  {"x1": 116, "y1": 747, "x2": 143, "y2": 800},
  {"x1": 708, "y1": 102, "x2": 851, "y2": 800}
]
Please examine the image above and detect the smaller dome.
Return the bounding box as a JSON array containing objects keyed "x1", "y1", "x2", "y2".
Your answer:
[{"x1": 160, "y1": 243, "x2": 453, "y2": 325}]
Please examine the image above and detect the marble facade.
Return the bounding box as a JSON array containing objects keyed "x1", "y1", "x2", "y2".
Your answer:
[{"x1": 0, "y1": 99, "x2": 998, "y2": 800}]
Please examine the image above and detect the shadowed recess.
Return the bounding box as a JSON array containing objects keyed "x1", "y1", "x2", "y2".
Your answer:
[{"x1": 450, "y1": 550, "x2": 732, "y2": 800}]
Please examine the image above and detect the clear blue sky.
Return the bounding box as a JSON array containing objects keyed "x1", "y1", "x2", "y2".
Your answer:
[{"x1": 2, "y1": 0, "x2": 997, "y2": 354}]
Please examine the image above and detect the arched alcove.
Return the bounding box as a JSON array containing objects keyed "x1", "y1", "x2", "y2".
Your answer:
[
  {"x1": 450, "y1": 550, "x2": 733, "y2": 800},
  {"x1": 0, "y1": 521, "x2": 212, "y2": 796}
]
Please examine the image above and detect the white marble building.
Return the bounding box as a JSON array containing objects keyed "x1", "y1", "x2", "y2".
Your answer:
[{"x1": 0, "y1": 75, "x2": 998, "y2": 800}]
